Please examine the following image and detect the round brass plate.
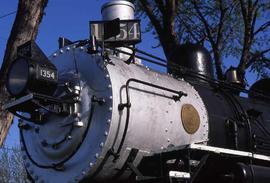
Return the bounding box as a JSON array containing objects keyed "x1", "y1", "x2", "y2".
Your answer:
[{"x1": 181, "y1": 104, "x2": 200, "y2": 134}]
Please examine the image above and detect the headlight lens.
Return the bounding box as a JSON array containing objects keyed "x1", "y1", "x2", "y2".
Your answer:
[
  {"x1": 6, "y1": 57, "x2": 58, "y2": 98},
  {"x1": 7, "y1": 58, "x2": 30, "y2": 97}
]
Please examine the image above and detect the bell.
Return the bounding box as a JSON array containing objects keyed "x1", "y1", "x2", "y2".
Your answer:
[{"x1": 225, "y1": 67, "x2": 243, "y2": 85}]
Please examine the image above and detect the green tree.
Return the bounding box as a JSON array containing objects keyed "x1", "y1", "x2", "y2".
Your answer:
[{"x1": 132, "y1": 0, "x2": 270, "y2": 81}]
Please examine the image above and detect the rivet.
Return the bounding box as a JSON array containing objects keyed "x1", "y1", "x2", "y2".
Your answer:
[
  {"x1": 76, "y1": 113, "x2": 82, "y2": 118},
  {"x1": 107, "y1": 119, "x2": 111, "y2": 124},
  {"x1": 66, "y1": 47, "x2": 70, "y2": 51},
  {"x1": 100, "y1": 142, "x2": 104, "y2": 147},
  {"x1": 67, "y1": 135, "x2": 72, "y2": 140},
  {"x1": 34, "y1": 175, "x2": 39, "y2": 181},
  {"x1": 25, "y1": 162, "x2": 30, "y2": 168},
  {"x1": 108, "y1": 84, "x2": 112, "y2": 88},
  {"x1": 29, "y1": 169, "x2": 34, "y2": 174},
  {"x1": 106, "y1": 74, "x2": 110, "y2": 78},
  {"x1": 167, "y1": 138, "x2": 170, "y2": 142},
  {"x1": 165, "y1": 128, "x2": 168, "y2": 132},
  {"x1": 161, "y1": 146, "x2": 164, "y2": 150},
  {"x1": 74, "y1": 121, "x2": 84, "y2": 127},
  {"x1": 104, "y1": 131, "x2": 108, "y2": 136},
  {"x1": 90, "y1": 162, "x2": 94, "y2": 167},
  {"x1": 35, "y1": 126, "x2": 40, "y2": 133},
  {"x1": 41, "y1": 140, "x2": 48, "y2": 147},
  {"x1": 80, "y1": 46, "x2": 84, "y2": 50},
  {"x1": 82, "y1": 171, "x2": 86, "y2": 175},
  {"x1": 109, "y1": 107, "x2": 112, "y2": 111},
  {"x1": 109, "y1": 96, "x2": 113, "y2": 99},
  {"x1": 60, "y1": 49, "x2": 64, "y2": 54},
  {"x1": 53, "y1": 53, "x2": 57, "y2": 57},
  {"x1": 95, "y1": 153, "x2": 99, "y2": 158}
]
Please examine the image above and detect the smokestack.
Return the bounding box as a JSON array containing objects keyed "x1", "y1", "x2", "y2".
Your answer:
[
  {"x1": 101, "y1": 1, "x2": 137, "y2": 61},
  {"x1": 101, "y1": 1, "x2": 135, "y2": 21}
]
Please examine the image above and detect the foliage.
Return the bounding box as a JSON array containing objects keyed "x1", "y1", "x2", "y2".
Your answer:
[
  {"x1": 132, "y1": 0, "x2": 270, "y2": 81},
  {"x1": 0, "y1": 146, "x2": 30, "y2": 183}
]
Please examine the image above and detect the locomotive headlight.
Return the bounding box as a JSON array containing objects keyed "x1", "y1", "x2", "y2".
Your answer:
[
  {"x1": 6, "y1": 57, "x2": 58, "y2": 98},
  {"x1": 7, "y1": 58, "x2": 29, "y2": 96}
]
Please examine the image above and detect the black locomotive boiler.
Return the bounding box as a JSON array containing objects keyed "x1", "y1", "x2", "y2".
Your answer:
[{"x1": 4, "y1": 1, "x2": 270, "y2": 183}]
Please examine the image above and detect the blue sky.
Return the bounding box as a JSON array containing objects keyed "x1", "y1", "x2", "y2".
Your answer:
[
  {"x1": 0, "y1": 0, "x2": 164, "y2": 147},
  {"x1": 0, "y1": 0, "x2": 164, "y2": 60}
]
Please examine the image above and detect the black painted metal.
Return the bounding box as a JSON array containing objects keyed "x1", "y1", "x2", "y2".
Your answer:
[
  {"x1": 234, "y1": 163, "x2": 270, "y2": 183},
  {"x1": 168, "y1": 43, "x2": 214, "y2": 80},
  {"x1": 7, "y1": 41, "x2": 58, "y2": 97},
  {"x1": 249, "y1": 78, "x2": 270, "y2": 101}
]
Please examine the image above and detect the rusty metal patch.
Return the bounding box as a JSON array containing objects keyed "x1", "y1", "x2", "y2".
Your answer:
[{"x1": 181, "y1": 104, "x2": 200, "y2": 134}]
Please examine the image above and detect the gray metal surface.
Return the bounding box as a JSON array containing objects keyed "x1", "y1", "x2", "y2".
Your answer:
[
  {"x1": 20, "y1": 46, "x2": 113, "y2": 183},
  {"x1": 20, "y1": 46, "x2": 209, "y2": 182},
  {"x1": 101, "y1": 0, "x2": 135, "y2": 20},
  {"x1": 94, "y1": 55, "x2": 209, "y2": 180}
]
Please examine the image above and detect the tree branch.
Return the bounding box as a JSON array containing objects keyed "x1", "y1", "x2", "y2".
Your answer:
[
  {"x1": 239, "y1": 0, "x2": 248, "y2": 23},
  {"x1": 246, "y1": 48, "x2": 270, "y2": 68},
  {"x1": 238, "y1": 0, "x2": 258, "y2": 75},
  {"x1": 216, "y1": 0, "x2": 227, "y2": 50},
  {"x1": 192, "y1": 0, "x2": 224, "y2": 79},
  {"x1": 140, "y1": 1, "x2": 164, "y2": 37},
  {"x1": 254, "y1": 20, "x2": 270, "y2": 35},
  {"x1": 155, "y1": 0, "x2": 165, "y2": 15},
  {"x1": 191, "y1": 0, "x2": 215, "y2": 46}
]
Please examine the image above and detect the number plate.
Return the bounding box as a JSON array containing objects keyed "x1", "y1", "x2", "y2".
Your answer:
[
  {"x1": 90, "y1": 19, "x2": 141, "y2": 45},
  {"x1": 37, "y1": 66, "x2": 58, "y2": 81}
]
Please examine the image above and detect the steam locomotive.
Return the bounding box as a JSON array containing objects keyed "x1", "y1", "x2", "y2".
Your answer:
[{"x1": 4, "y1": 1, "x2": 270, "y2": 183}]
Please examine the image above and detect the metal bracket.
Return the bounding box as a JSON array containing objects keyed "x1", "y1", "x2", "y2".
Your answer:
[
  {"x1": 4, "y1": 93, "x2": 76, "y2": 123},
  {"x1": 126, "y1": 162, "x2": 160, "y2": 182},
  {"x1": 92, "y1": 96, "x2": 106, "y2": 105},
  {"x1": 118, "y1": 102, "x2": 131, "y2": 111}
]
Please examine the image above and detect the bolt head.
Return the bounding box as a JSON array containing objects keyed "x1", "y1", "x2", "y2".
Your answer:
[{"x1": 100, "y1": 142, "x2": 104, "y2": 147}]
